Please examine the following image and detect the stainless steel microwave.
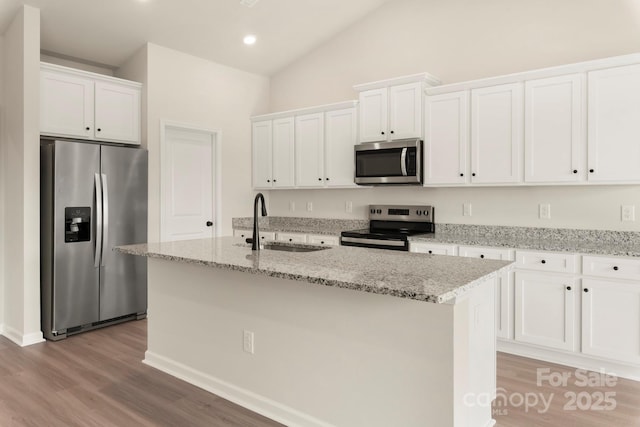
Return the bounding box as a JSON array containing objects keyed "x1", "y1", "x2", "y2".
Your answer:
[{"x1": 354, "y1": 139, "x2": 422, "y2": 185}]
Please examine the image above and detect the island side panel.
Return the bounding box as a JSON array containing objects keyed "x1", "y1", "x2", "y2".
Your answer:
[
  {"x1": 452, "y1": 277, "x2": 497, "y2": 427},
  {"x1": 145, "y1": 258, "x2": 462, "y2": 427}
]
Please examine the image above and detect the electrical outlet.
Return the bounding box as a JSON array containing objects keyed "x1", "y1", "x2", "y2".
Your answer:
[
  {"x1": 463, "y1": 203, "x2": 472, "y2": 216},
  {"x1": 243, "y1": 330, "x2": 254, "y2": 354},
  {"x1": 539, "y1": 204, "x2": 551, "y2": 220},
  {"x1": 622, "y1": 205, "x2": 636, "y2": 222},
  {"x1": 289, "y1": 201, "x2": 295, "y2": 212},
  {"x1": 307, "y1": 202, "x2": 313, "y2": 212},
  {"x1": 345, "y1": 201, "x2": 353, "y2": 213}
]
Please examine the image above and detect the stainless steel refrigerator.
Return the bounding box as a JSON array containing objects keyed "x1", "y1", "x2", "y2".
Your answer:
[{"x1": 40, "y1": 138, "x2": 148, "y2": 340}]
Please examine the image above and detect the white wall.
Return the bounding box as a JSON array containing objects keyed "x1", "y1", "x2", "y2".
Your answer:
[
  {"x1": 1, "y1": 5, "x2": 43, "y2": 346},
  {"x1": 267, "y1": 0, "x2": 640, "y2": 231},
  {"x1": 118, "y1": 43, "x2": 270, "y2": 241},
  {"x1": 40, "y1": 52, "x2": 115, "y2": 76},
  {"x1": 0, "y1": 34, "x2": 4, "y2": 333}
]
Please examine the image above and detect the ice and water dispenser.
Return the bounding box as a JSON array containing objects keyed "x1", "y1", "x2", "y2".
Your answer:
[{"x1": 64, "y1": 207, "x2": 91, "y2": 243}]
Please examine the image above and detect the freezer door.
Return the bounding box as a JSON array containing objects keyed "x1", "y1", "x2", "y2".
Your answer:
[
  {"x1": 50, "y1": 141, "x2": 101, "y2": 331},
  {"x1": 99, "y1": 145, "x2": 148, "y2": 320}
]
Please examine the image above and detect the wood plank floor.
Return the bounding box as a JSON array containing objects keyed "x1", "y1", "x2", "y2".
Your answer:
[{"x1": 1, "y1": 320, "x2": 639, "y2": 426}]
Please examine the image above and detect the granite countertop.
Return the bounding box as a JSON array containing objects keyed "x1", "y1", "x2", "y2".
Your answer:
[
  {"x1": 409, "y1": 232, "x2": 640, "y2": 257},
  {"x1": 116, "y1": 237, "x2": 512, "y2": 304},
  {"x1": 233, "y1": 217, "x2": 640, "y2": 258}
]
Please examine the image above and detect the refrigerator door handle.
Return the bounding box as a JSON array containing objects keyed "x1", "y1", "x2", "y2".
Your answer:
[
  {"x1": 101, "y1": 173, "x2": 109, "y2": 267},
  {"x1": 94, "y1": 173, "x2": 103, "y2": 268}
]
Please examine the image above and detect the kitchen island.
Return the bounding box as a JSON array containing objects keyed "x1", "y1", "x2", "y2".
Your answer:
[{"x1": 117, "y1": 237, "x2": 512, "y2": 427}]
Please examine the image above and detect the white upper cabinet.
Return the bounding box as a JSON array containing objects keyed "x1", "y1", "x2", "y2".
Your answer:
[
  {"x1": 588, "y1": 64, "x2": 640, "y2": 182},
  {"x1": 388, "y1": 82, "x2": 423, "y2": 140},
  {"x1": 471, "y1": 83, "x2": 523, "y2": 184},
  {"x1": 251, "y1": 101, "x2": 358, "y2": 190},
  {"x1": 359, "y1": 88, "x2": 388, "y2": 142},
  {"x1": 40, "y1": 63, "x2": 141, "y2": 145},
  {"x1": 272, "y1": 117, "x2": 295, "y2": 188},
  {"x1": 94, "y1": 81, "x2": 141, "y2": 143},
  {"x1": 295, "y1": 113, "x2": 325, "y2": 187},
  {"x1": 524, "y1": 74, "x2": 585, "y2": 183},
  {"x1": 41, "y1": 68, "x2": 95, "y2": 139},
  {"x1": 424, "y1": 91, "x2": 469, "y2": 185},
  {"x1": 356, "y1": 74, "x2": 439, "y2": 143},
  {"x1": 325, "y1": 107, "x2": 358, "y2": 187},
  {"x1": 252, "y1": 120, "x2": 273, "y2": 189}
]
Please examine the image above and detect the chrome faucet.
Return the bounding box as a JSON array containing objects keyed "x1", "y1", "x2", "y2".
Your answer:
[{"x1": 252, "y1": 193, "x2": 268, "y2": 250}]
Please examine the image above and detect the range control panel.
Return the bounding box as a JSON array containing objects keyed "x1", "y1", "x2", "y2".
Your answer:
[{"x1": 368, "y1": 205, "x2": 434, "y2": 222}]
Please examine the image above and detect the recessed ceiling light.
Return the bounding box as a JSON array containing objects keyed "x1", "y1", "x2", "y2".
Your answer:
[
  {"x1": 240, "y1": 0, "x2": 260, "y2": 7},
  {"x1": 243, "y1": 35, "x2": 257, "y2": 45}
]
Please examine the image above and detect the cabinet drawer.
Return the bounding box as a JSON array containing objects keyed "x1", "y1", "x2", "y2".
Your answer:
[
  {"x1": 233, "y1": 229, "x2": 251, "y2": 239},
  {"x1": 458, "y1": 245, "x2": 514, "y2": 261},
  {"x1": 276, "y1": 232, "x2": 308, "y2": 244},
  {"x1": 234, "y1": 229, "x2": 276, "y2": 242},
  {"x1": 307, "y1": 235, "x2": 339, "y2": 246},
  {"x1": 582, "y1": 255, "x2": 640, "y2": 281},
  {"x1": 516, "y1": 250, "x2": 578, "y2": 274},
  {"x1": 410, "y1": 242, "x2": 458, "y2": 256}
]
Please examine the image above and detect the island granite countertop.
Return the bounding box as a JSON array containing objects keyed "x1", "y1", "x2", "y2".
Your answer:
[{"x1": 116, "y1": 236, "x2": 512, "y2": 304}]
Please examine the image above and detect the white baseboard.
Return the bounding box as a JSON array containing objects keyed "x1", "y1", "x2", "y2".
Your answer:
[
  {"x1": 1, "y1": 325, "x2": 45, "y2": 347},
  {"x1": 143, "y1": 351, "x2": 335, "y2": 427},
  {"x1": 498, "y1": 340, "x2": 640, "y2": 382}
]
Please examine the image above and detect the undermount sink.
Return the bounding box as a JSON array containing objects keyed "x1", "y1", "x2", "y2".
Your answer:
[{"x1": 262, "y1": 242, "x2": 329, "y2": 253}]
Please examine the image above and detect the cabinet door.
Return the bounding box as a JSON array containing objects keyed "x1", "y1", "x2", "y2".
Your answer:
[
  {"x1": 272, "y1": 117, "x2": 295, "y2": 187},
  {"x1": 514, "y1": 271, "x2": 577, "y2": 351},
  {"x1": 389, "y1": 82, "x2": 423, "y2": 140},
  {"x1": 525, "y1": 74, "x2": 584, "y2": 183},
  {"x1": 94, "y1": 81, "x2": 141, "y2": 144},
  {"x1": 588, "y1": 64, "x2": 640, "y2": 182},
  {"x1": 582, "y1": 278, "x2": 640, "y2": 365},
  {"x1": 424, "y1": 91, "x2": 469, "y2": 185},
  {"x1": 295, "y1": 113, "x2": 325, "y2": 187},
  {"x1": 40, "y1": 69, "x2": 94, "y2": 139},
  {"x1": 359, "y1": 88, "x2": 388, "y2": 142},
  {"x1": 252, "y1": 121, "x2": 273, "y2": 189},
  {"x1": 471, "y1": 83, "x2": 523, "y2": 184},
  {"x1": 325, "y1": 107, "x2": 357, "y2": 187}
]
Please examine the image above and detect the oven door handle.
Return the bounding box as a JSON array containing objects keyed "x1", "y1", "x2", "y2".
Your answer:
[
  {"x1": 400, "y1": 147, "x2": 408, "y2": 176},
  {"x1": 340, "y1": 236, "x2": 406, "y2": 247}
]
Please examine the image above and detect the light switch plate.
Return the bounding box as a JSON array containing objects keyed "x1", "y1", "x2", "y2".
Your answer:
[
  {"x1": 307, "y1": 202, "x2": 313, "y2": 212},
  {"x1": 463, "y1": 203, "x2": 472, "y2": 216},
  {"x1": 345, "y1": 201, "x2": 353, "y2": 213},
  {"x1": 289, "y1": 201, "x2": 295, "y2": 212}
]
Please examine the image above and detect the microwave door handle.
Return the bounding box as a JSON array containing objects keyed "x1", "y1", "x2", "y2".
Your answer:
[{"x1": 400, "y1": 148, "x2": 408, "y2": 176}]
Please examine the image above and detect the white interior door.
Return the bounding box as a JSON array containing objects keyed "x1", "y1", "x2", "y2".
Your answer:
[{"x1": 161, "y1": 123, "x2": 218, "y2": 241}]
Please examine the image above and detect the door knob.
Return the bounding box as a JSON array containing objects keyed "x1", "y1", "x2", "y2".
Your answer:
[{"x1": 206, "y1": 221, "x2": 213, "y2": 227}]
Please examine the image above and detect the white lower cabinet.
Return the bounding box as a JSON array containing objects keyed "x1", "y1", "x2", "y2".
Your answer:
[
  {"x1": 581, "y1": 278, "x2": 640, "y2": 365},
  {"x1": 409, "y1": 241, "x2": 458, "y2": 256},
  {"x1": 233, "y1": 229, "x2": 276, "y2": 242},
  {"x1": 307, "y1": 234, "x2": 339, "y2": 246},
  {"x1": 276, "y1": 232, "x2": 308, "y2": 244},
  {"x1": 459, "y1": 246, "x2": 514, "y2": 340},
  {"x1": 514, "y1": 271, "x2": 577, "y2": 352}
]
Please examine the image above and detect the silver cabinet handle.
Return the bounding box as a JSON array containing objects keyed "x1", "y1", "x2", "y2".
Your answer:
[
  {"x1": 94, "y1": 173, "x2": 103, "y2": 268},
  {"x1": 400, "y1": 147, "x2": 408, "y2": 176},
  {"x1": 101, "y1": 173, "x2": 109, "y2": 267}
]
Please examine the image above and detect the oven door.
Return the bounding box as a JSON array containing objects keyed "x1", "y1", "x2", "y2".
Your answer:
[{"x1": 354, "y1": 139, "x2": 422, "y2": 185}]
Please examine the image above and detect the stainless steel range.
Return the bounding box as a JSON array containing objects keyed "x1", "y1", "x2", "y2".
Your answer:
[{"x1": 340, "y1": 204, "x2": 435, "y2": 251}]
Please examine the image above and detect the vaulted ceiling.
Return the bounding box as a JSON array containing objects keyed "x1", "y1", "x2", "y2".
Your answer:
[{"x1": 0, "y1": 0, "x2": 394, "y2": 75}]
